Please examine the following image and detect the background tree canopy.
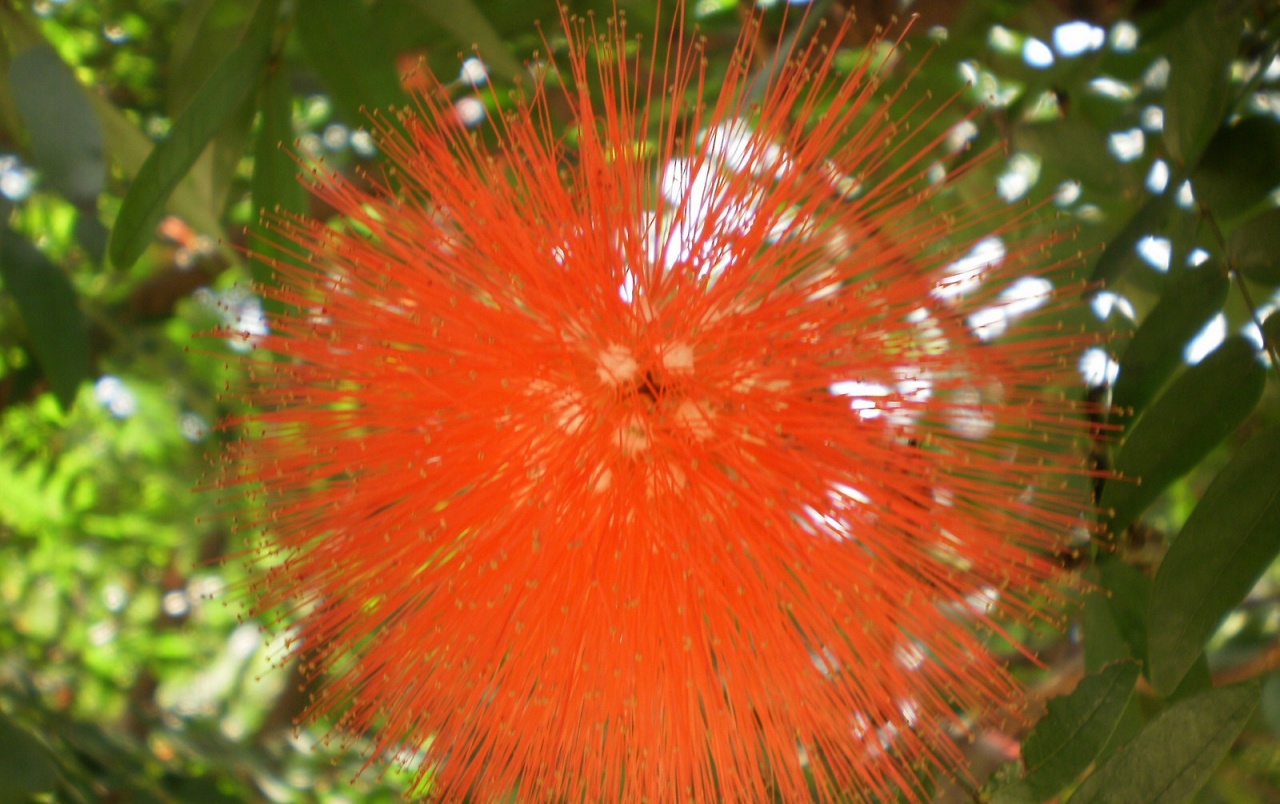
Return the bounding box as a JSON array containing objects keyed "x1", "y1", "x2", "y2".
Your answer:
[{"x1": 0, "y1": 0, "x2": 1278, "y2": 800}]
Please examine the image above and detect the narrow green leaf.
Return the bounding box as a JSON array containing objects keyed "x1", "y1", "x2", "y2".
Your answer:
[
  {"x1": 8, "y1": 44, "x2": 105, "y2": 207},
  {"x1": 1020, "y1": 661, "x2": 1140, "y2": 801},
  {"x1": 0, "y1": 31, "x2": 26, "y2": 140},
  {"x1": 1098, "y1": 555, "x2": 1152, "y2": 666},
  {"x1": 206, "y1": 95, "x2": 258, "y2": 218},
  {"x1": 108, "y1": 0, "x2": 278, "y2": 269},
  {"x1": 411, "y1": 0, "x2": 525, "y2": 83},
  {"x1": 88, "y1": 92, "x2": 226, "y2": 247},
  {"x1": 0, "y1": 1, "x2": 219, "y2": 241},
  {"x1": 1162, "y1": 4, "x2": 1241, "y2": 167},
  {"x1": 0, "y1": 226, "x2": 91, "y2": 410},
  {"x1": 166, "y1": 0, "x2": 260, "y2": 216},
  {"x1": 295, "y1": 0, "x2": 409, "y2": 123},
  {"x1": 1070, "y1": 682, "x2": 1259, "y2": 804},
  {"x1": 1193, "y1": 116, "x2": 1280, "y2": 220},
  {"x1": 1262, "y1": 673, "x2": 1280, "y2": 740},
  {"x1": 167, "y1": 0, "x2": 255, "y2": 115},
  {"x1": 1111, "y1": 264, "x2": 1229, "y2": 419},
  {"x1": 250, "y1": 61, "x2": 306, "y2": 298},
  {"x1": 0, "y1": 712, "x2": 58, "y2": 798},
  {"x1": 1103, "y1": 337, "x2": 1264, "y2": 534},
  {"x1": 1147, "y1": 425, "x2": 1280, "y2": 696},
  {"x1": 1226, "y1": 208, "x2": 1280, "y2": 286}
]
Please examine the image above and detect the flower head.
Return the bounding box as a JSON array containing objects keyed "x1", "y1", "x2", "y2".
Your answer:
[{"x1": 226, "y1": 5, "x2": 1097, "y2": 801}]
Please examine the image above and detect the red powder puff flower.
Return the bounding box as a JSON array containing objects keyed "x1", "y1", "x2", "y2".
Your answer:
[{"x1": 226, "y1": 4, "x2": 1098, "y2": 801}]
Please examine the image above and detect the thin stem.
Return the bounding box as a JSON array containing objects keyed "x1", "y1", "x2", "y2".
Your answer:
[{"x1": 1199, "y1": 202, "x2": 1280, "y2": 382}]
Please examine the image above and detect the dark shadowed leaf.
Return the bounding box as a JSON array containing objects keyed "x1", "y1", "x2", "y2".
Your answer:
[
  {"x1": 1019, "y1": 661, "x2": 1140, "y2": 801},
  {"x1": 1104, "y1": 337, "x2": 1265, "y2": 534},
  {"x1": 108, "y1": 0, "x2": 278, "y2": 269},
  {"x1": 1226, "y1": 208, "x2": 1280, "y2": 286},
  {"x1": 73, "y1": 214, "x2": 109, "y2": 266},
  {"x1": 8, "y1": 44, "x2": 105, "y2": 207},
  {"x1": 1264, "y1": 311, "x2": 1280, "y2": 354},
  {"x1": 1193, "y1": 116, "x2": 1280, "y2": 220},
  {"x1": 0, "y1": 712, "x2": 58, "y2": 798},
  {"x1": 1111, "y1": 263, "x2": 1228, "y2": 419},
  {"x1": 1162, "y1": 4, "x2": 1241, "y2": 167},
  {"x1": 1147, "y1": 425, "x2": 1280, "y2": 696},
  {"x1": 1070, "y1": 682, "x2": 1259, "y2": 804},
  {"x1": 0, "y1": 226, "x2": 91, "y2": 410},
  {"x1": 295, "y1": 0, "x2": 409, "y2": 123},
  {"x1": 1137, "y1": 0, "x2": 1210, "y2": 40}
]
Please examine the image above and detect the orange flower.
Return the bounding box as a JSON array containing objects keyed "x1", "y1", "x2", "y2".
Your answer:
[{"x1": 227, "y1": 5, "x2": 1097, "y2": 801}]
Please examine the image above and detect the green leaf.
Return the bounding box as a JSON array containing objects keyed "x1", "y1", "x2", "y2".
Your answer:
[
  {"x1": 1146, "y1": 425, "x2": 1280, "y2": 696},
  {"x1": 8, "y1": 44, "x2": 105, "y2": 207},
  {"x1": 167, "y1": 0, "x2": 256, "y2": 115},
  {"x1": 1097, "y1": 555, "x2": 1152, "y2": 666},
  {"x1": 88, "y1": 92, "x2": 227, "y2": 248},
  {"x1": 1070, "y1": 682, "x2": 1259, "y2": 804},
  {"x1": 73, "y1": 213, "x2": 109, "y2": 265},
  {"x1": 1081, "y1": 562, "x2": 1151, "y2": 759},
  {"x1": 1083, "y1": 591, "x2": 1132, "y2": 672},
  {"x1": 206, "y1": 96, "x2": 258, "y2": 219},
  {"x1": 1019, "y1": 661, "x2": 1141, "y2": 801},
  {"x1": 1162, "y1": 4, "x2": 1241, "y2": 168},
  {"x1": 1089, "y1": 191, "x2": 1172, "y2": 286},
  {"x1": 1262, "y1": 673, "x2": 1280, "y2": 740},
  {"x1": 0, "y1": 2, "x2": 219, "y2": 242},
  {"x1": 1263, "y1": 311, "x2": 1280, "y2": 355},
  {"x1": 1111, "y1": 263, "x2": 1229, "y2": 419},
  {"x1": 0, "y1": 712, "x2": 58, "y2": 799},
  {"x1": 0, "y1": 225, "x2": 91, "y2": 410},
  {"x1": 1226, "y1": 208, "x2": 1280, "y2": 286},
  {"x1": 250, "y1": 61, "x2": 306, "y2": 297},
  {"x1": 166, "y1": 0, "x2": 260, "y2": 217},
  {"x1": 295, "y1": 0, "x2": 409, "y2": 123},
  {"x1": 988, "y1": 779, "x2": 1037, "y2": 804},
  {"x1": 1193, "y1": 116, "x2": 1280, "y2": 220},
  {"x1": 1018, "y1": 119, "x2": 1130, "y2": 196},
  {"x1": 108, "y1": 0, "x2": 279, "y2": 269},
  {"x1": 1168, "y1": 654, "x2": 1213, "y2": 702},
  {"x1": 1103, "y1": 336, "x2": 1264, "y2": 535},
  {"x1": 410, "y1": 0, "x2": 525, "y2": 83}
]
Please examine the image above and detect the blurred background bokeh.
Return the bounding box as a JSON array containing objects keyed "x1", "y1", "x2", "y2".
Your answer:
[{"x1": 1, "y1": 0, "x2": 1279, "y2": 800}]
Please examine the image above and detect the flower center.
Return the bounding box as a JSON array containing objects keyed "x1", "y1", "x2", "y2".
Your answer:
[
  {"x1": 595, "y1": 341, "x2": 715, "y2": 446},
  {"x1": 523, "y1": 335, "x2": 721, "y2": 499}
]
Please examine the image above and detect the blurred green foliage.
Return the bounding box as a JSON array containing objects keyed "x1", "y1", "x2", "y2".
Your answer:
[{"x1": 0, "y1": 0, "x2": 1278, "y2": 800}]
